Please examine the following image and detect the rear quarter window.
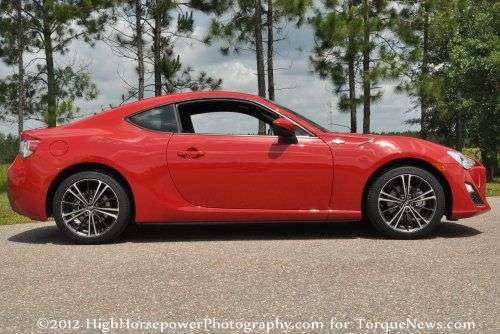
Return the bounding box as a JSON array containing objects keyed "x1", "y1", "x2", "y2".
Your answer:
[{"x1": 129, "y1": 105, "x2": 178, "y2": 132}]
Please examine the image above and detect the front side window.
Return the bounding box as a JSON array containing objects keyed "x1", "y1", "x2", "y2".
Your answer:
[
  {"x1": 191, "y1": 111, "x2": 273, "y2": 135},
  {"x1": 177, "y1": 100, "x2": 311, "y2": 137},
  {"x1": 129, "y1": 105, "x2": 178, "y2": 132}
]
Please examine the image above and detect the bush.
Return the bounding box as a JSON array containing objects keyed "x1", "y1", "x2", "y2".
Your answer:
[
  {"x1": 462, "y1": 147, "x2": 481, "y2": 161},
  {"x1": 0, "y1": 164, "x2": 7, "y2": 193},
  {"x1": 0, "y1": 134, "x2": 18, "y2": 164}
]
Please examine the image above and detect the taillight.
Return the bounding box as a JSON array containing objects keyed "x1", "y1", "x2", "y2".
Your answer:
[{"x1": 19, "y1": 139, "x2": 40, "y2": 158}]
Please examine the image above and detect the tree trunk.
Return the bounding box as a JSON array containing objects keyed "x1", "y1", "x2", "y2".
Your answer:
[
  {"x1": 455, "y1": 109, "x2": 464, "y2": 150},
  {"x1": 254, "y1": 0, "x2": 267, "y2": 134},
  {"x1": 43, "y1": 21, "x2": 57, "y2": 127},
  {"x1": 482, "y1": 149, "x2": 497, "y2": 182},
  {"x1": 152, "y1": 0, "x2": 162, "y2": 96},
  {"x1": 420, "y1": 12, "x2": 429, "y2": 139},
  {"x1": 15, "y1": 0, "x2": 25, "y2": 136},
  {"x1": 135, "y1": 0, "x2": 145, "y2": 100},
  {"x1": 348, "y1": 0, "x2": 357, "y2": 133},
  {"x1": 362, "y1": 0, "x2": 371, "y2": 134},
  {"x1": 266, "y1": 0, "x2": 275, "y2": 101}
]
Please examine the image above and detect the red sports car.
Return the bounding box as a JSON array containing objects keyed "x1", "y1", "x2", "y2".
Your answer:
[{"x1": 7, "y1": 91, "x2": 490, "y2": 243}]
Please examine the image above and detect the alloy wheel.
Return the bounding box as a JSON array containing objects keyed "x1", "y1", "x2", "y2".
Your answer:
[
  {"x1": 60, "y1": 179, "x2": 120, "y2": 237},
  {"x1": 377, "y1": 174, "x2": 437, "y2": 233}
]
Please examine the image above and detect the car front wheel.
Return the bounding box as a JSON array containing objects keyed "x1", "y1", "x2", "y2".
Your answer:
[
  {"x1": 53, "y1": 171, "x2": 131, "y2": 244},
  {"x1": 366, "y1": 166, "x2": 446, "y2": 238}
]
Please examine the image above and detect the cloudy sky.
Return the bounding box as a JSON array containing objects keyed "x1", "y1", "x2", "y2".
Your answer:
[{"x1": 0, "y1": 12, "x2": 419, "y2": 135}]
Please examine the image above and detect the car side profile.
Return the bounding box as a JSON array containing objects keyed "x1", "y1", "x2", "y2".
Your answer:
[{"x1": 7, "y1": 91, "x2": 490, "y2": 243}]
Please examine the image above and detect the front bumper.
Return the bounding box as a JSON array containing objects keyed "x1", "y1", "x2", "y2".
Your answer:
[{"x1": 444, "y1": 162, "x2": 491, "y2": 220}]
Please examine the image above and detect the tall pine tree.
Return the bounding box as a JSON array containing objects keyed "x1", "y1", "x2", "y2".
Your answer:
[
  {"x1": 5, "y1": 0, "x2": 121, "y2": 127},
  {"x1": 310, "y1": 0, "x2": 362, "y2": 133}
]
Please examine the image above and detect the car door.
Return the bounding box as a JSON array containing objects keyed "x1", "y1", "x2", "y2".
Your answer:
[{"x1": 166, "y1": 99, "x2": 333, "y2": 213}]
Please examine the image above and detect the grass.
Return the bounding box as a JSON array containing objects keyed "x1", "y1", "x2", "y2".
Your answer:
[
  {"x1": 0, "y1": 164, "x2": 7, "y2": 193},
  {"x1": 0, "y1": 164, "x2": 32, "y2": 225},
  {"x1": 486, "y1": 178, "x2": 500, "y2": 197},
  {"x1": 0, "y1": 192, "x2": 30, "y2": 225},
  {"x1": 0, "y1": 164, "x2": 498, "y2": 226}
]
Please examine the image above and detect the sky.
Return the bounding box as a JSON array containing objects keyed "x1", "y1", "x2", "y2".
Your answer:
[{"x1": 0, "y1": 12, "x2": 419, "y2": 136}]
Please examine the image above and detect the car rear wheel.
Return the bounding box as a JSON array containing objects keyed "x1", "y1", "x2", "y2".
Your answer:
[
  {"x1": 53, "y1": 171, "x2": 131, "y2": 244},
  {"x1": 366, "y1": 166, "x2": 445, "y2": 238}
]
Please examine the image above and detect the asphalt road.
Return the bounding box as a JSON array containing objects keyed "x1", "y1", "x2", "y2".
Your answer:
[{"x1": 0, "y1": 198, "x2": 498, "y2": 334}]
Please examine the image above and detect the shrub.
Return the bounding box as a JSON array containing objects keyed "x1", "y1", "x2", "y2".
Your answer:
[
  {"x1": 462, "y1": 147, "x2": 482, "y2": 161},
  {"x1": 0, "y1": 134, "x2": 18, "y2": 164}
]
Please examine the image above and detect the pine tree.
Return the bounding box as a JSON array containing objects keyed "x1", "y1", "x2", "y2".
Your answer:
[
  {"x1": 160, "y1": 42, "x2": 222, "y2": 93},
  {"x1": 359, "y1": 0, "x2": 394, "y2": 134},
  {"x1": 310, "y1": 0, "x2": 362, "y2": 133},
  {"x1": 1, "y1": 0, "x2": 116, "y2": 127},
  {"x1": 208, "y1": 0, "x2": 311, "y2": 133},
  {"x1": 148, "y1": 0, "x2": 229, "y2": 97},
  {"x1": 0, "y1": 0, "x2": 29, "y2": 136},
  {"x1": 1, "y1": 0, "x2": 121, "y2": 127},
  {"x1": 266, "y1": 0, "x2": 312, "y2": 101},
  {"x1": 389, "y1": 0, "x2": 450, "y2": 139},
  {"x1": 208, "y1": 0, "x2": 268, "y2": 133}
]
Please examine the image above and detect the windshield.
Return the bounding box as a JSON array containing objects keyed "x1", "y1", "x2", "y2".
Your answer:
[{"x1": 273, "y1": 102, "x2": 330, "y2": 132}]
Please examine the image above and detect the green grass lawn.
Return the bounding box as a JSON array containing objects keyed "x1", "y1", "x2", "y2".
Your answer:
[{"x1": 0, "y1": 163, "x2": 498, "y2": 225}]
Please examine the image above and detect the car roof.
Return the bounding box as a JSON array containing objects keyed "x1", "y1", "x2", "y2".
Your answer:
[{"x1": 106, "y1": 91, "x2": 272, "y2": 117}]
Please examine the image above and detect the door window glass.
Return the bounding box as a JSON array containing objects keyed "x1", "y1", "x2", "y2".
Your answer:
[{"x1": 190, "y1": 112, "x2": 273, "y2": 135}]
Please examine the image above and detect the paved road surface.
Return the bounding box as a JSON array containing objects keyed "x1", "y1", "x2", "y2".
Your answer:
[{"x1": 0, "y1": 198, "x2": 498, "y2": 333}]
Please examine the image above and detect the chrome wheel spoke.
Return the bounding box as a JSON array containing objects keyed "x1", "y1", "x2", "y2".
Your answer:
[
  {"x1": 409, "y1": 206, "x2": 430, "y2": 225},
  {"x1": 408, "y1": 207, "x2": 423, "y2": 228},
  {"x1": 62, "y1": 208, "x2": 87, "y2": 218},
  {"x1": 91, "y1": 180, "x2": 103, "y2": 204},
  {"x1": 94, "y1": 207, "x2": 119, "y2": 212},
  {"x1": 411, "y1": 196, "x2": 436, "y2": 203},
  {"x1": 87, "y1": 213, "x2": 92, "y2": 236},
  {"x1": 380, "y1": 191, "x2": 402, "y2": 202},
  {"x1": 406, "y1": 175, "x2": 412, "y2": 197},
  {"x1": 95, "y1": 209, "x2": 118, "y2": 219},
  {"x1": 381, "y1": 205, "x2": 399, "y2": 214},
  {"x1": 410, "y1": 190, "x2": 434, "y2": 202},
  {"x1": 61, "y1": 178, "x2": 119, "y2": 238},
  {"x1": 67, "y1": 187, "x2": 88, "y2": 205},
  {"x1": 378, "y1": 198, "x2": 402, "y2": 204},
  {"x1": 63, "y1": 210, "x2": 87, "y2": 224},
  {"x1": 92, "y1": 182, "x2": 109, "y2": 205},
  {"x1": 62, "y1": 200, "x2": 79, "y2": 206},
  {"x1": 388, "y1": 205, "x2": 405, "y2": 226},
  {"x1": 401, "y1": 175, "x2": 407, "y2": 198}
]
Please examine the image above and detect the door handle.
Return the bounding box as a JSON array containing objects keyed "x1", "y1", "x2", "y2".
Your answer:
[{"x1": 177, "y1": 149, "x2": 205, "y2": 159}]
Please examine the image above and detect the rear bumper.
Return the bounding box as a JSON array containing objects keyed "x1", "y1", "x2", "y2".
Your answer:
[
  {"x1": 445, "y1": 163, "x2": 490, "y2": 220},
  {"x1": 7, "y1": 156, "x2": 49, "y2": 221}
]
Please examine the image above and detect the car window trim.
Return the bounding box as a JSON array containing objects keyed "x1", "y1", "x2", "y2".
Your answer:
[{"x1": 174, "y1": 97, "x2": 316, "y2": 138}]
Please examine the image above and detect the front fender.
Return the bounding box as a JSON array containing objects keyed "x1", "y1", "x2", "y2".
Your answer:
[{"x1": 327, "y1": 134, "x2": 452, "y2": 213}]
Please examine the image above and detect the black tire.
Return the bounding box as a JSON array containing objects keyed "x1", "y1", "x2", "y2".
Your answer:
[
  {"x1": 53, "y1": 171, "x2": 131, "y2": 244},
  {"x1": 365, "y1": 166, "x2": 445, "y2": 239}
]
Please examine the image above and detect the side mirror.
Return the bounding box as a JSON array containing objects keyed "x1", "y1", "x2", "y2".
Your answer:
[{"x1": 272, "y1": 118, "x2": 297, "y2": 143}]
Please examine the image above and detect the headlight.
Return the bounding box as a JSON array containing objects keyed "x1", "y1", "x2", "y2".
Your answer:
[{"x1": 447, "y1": 150, "x2": 476, "y2": 169}]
